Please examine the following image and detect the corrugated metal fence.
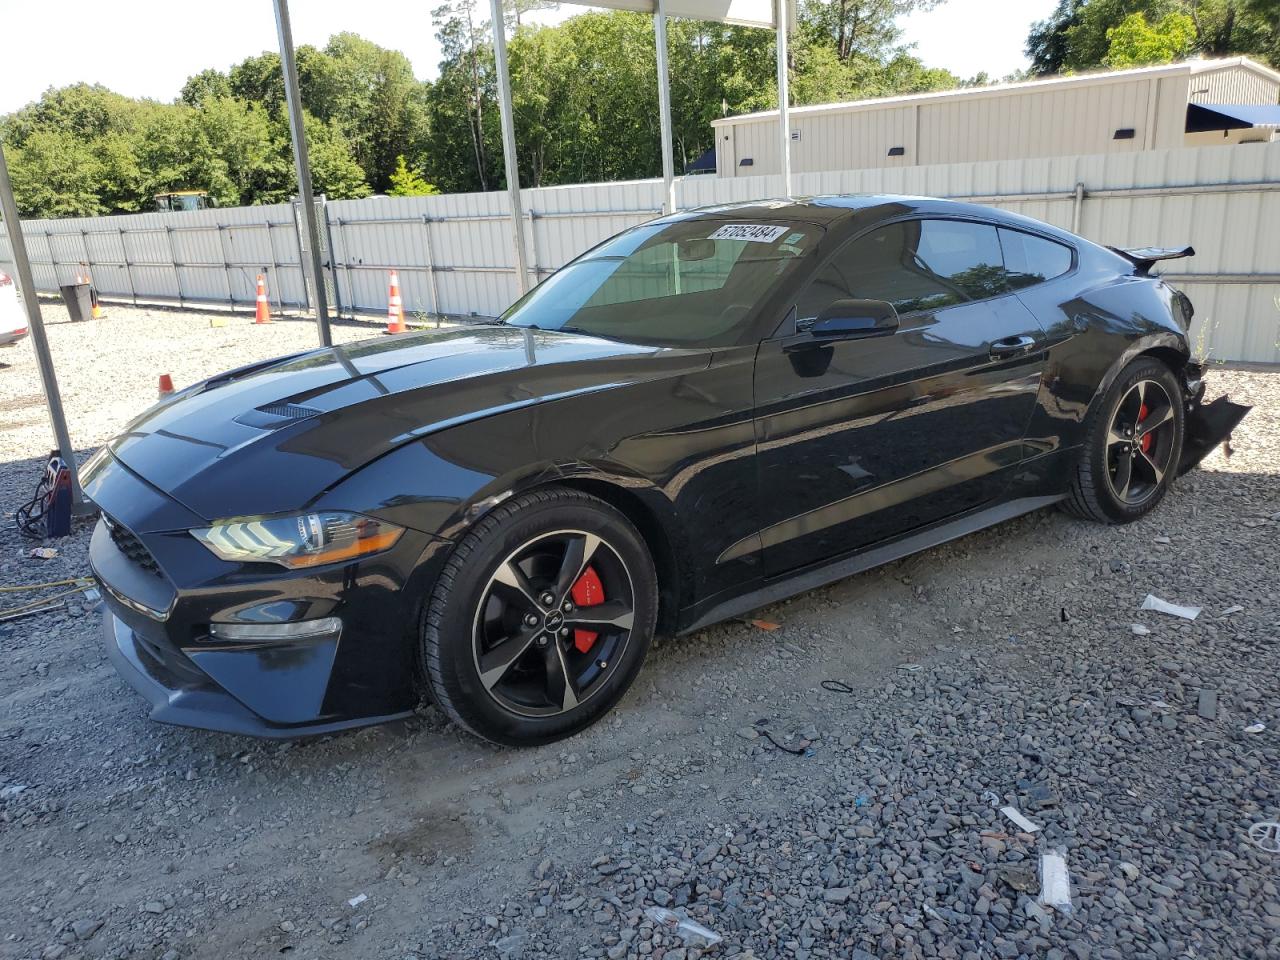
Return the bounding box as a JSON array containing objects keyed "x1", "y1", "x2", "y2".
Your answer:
[{"x1": 2, "y1": 139, "x2": 1277, "y2": 362}]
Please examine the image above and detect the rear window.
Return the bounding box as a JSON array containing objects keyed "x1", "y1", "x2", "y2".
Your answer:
[
  {"x1": 998, "y1": 228, "x2": 1074, "y2": 290},
  {"x1": 502, "y1": 219, "x2": 821, "y2": 346}
]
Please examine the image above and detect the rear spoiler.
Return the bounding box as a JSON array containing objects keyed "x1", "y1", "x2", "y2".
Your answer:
[{"x1": 1108, "y1": 245, "x2": 1195, "y2": 275}]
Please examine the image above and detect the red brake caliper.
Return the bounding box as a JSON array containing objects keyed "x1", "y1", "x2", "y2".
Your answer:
[
  {"x1": 570, "y1": 566, "x2": 604, "y2": 654},
  {"x1": 1137, "y1": 403, "x2": 1152, "y2": 453}
]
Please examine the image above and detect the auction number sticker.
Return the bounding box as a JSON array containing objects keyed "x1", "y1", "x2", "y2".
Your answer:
[{"x1": 707, "y1": 223, "x2": 790, "y2": 243}]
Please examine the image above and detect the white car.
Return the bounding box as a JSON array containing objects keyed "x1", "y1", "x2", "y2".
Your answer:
[{"x1": 0, "y1": 271, "x2": 29, "y2": 347}]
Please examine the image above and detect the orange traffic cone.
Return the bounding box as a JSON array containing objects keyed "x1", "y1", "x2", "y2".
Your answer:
[
  {"x1": 158, "y1": 374, "x2": 175, "y2": 399},
  {"x1": 255, "y1": 275, "x2": 271, "y2": 324},
  {"x1": 386, "y1": 270, "x2": 406, "y2": 334}
]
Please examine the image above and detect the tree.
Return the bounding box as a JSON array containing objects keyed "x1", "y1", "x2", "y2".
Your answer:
[
  {"x1": 1027, "y1": 0, "x2": 1086, "y2": 74},
  {"x1": 1104, "y1": 11, "x2": 1197, "y2": 65},
  {"x1": 387, "y1": 155, "x2": 440, "y2": 196},
  {"x1": 1026, "y1": 0, "x2": 1277, "y2": 73},
  {"x1": 801, "y1": 0, "x2": 943, "y2": 62}
]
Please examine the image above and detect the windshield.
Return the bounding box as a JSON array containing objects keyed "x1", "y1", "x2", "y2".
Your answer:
[{"x1": 501, "y1": 218, "x2": 822, "y2": 346}]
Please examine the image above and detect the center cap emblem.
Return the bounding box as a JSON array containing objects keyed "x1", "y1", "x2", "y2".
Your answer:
[{"x1": 545, "y1": 612, "x2": 564, "y2": 630}]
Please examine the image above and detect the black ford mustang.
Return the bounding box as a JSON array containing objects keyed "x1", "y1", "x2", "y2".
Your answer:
[{"x1": 83, "y1": 196, "x2": 1247, "y2": 746}]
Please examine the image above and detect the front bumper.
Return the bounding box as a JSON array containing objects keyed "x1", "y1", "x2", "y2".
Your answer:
[
  {"x1": 86, "y1": 456, "x2": 451, "y2": 738},
  {"x1": 101, "y1": 606, "x2": 411, "y2": 738}
]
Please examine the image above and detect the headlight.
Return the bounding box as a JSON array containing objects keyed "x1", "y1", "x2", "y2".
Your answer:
[{"x1": 191, "y1": 511, "x2": 404, "y2": 569}]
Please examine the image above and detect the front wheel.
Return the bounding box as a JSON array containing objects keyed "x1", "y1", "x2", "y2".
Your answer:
[
  {"x1": 1062, "y1": 356, "x2": 1185, "y2": 524},
  {"x1": 420, "y1": 488, "x2": 657, "y2": 746}
]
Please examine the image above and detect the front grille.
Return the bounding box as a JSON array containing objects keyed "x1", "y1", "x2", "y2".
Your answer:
[{"x1": 104, "y1": 516, "x2": 163, "y2": 578}]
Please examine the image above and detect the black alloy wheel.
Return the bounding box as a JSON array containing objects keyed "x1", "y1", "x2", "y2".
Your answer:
[
  {"x1": 1063, "y1": 356, "x2": 1185, "y2": 524},
  {"x1": 421, "y1": 488, "x2": 657, "y2": 746},
  {"x1": 1104, "y1": 378, "x2": 1178, "y2": 506},
  {"x1": 473, "y1": 529, "x2": 636, "y2": 718}
]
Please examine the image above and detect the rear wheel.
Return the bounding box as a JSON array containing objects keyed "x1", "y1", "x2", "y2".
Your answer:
[
  {"x1": 1063, "y1": 356, "x2": 1184, "y2": 524},
  {"x1": 420, "y1": 488, "x2": 657, "y2": 746}
]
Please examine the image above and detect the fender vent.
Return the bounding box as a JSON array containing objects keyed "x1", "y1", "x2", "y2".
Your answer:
[{"x1": 259, "y1": 402, "x2": 321, "y2": 420}]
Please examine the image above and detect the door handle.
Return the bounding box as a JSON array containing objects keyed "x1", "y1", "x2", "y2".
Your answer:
[{"x1": 989, "y1": 335, "x2": 1039, "y2": 360}]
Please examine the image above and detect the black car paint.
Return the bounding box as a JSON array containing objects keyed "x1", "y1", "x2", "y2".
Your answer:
[{"x1": 84, "y1": 195, "x2": 1236, "y2": 738}]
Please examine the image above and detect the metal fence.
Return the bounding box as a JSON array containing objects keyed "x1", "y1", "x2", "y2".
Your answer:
[{"x1": 2, "y1": 139, "x2": 1278, "y2": 363}]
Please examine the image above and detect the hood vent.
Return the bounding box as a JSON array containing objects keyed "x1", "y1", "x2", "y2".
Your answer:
[{"x1": 234, "y1": 402, "x2": 323, "y2": 429}]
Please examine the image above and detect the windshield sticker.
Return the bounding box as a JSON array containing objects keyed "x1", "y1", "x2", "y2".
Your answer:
[
  {"x1": 784, "y1": 232, "x2": 805, "y2": 245},
  {"x1": 708, "y1": 223, "x2": 790, "y2": 243}
]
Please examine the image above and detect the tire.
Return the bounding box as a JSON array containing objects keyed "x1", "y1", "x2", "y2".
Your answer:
[
  {"x1": 420, "y1": 487, "x2": 658, "y2": 746},
  {"x1": 1062, "y1": 356, "x2": 1185, "y2": 524}
]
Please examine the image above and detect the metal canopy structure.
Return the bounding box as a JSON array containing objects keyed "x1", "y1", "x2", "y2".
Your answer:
[{"x1": 492, "y1": 0, "x2": 795, "y2": 294}]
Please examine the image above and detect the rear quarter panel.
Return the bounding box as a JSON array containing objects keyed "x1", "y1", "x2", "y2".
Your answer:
[{"x1": 1015, "y1": 242, "x2": 1190, "y2": 494}]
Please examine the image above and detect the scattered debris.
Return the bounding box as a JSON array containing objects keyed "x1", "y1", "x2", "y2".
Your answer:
[
  {"x1": 1246, "y1": 822, "x2": 1280, "y2": 854},
  {"x1": 1060, "y1": 607, "x2": 1070, "y2": 622},
  {"x1": 981, "y1": 790, "x2": 1001, "y2": 807},
  {"x1": 995, "y1": 863, "x2": 1038, "y2": 893},
  {"x1": 0, "y1": 784, "x2": 29, "y2": 800},
  {"x1": 1140, "y1": 594, "x2": 1201, "y2": 620},
  {"x1": 1039, "y1": 851, "x2": 1073, "y2": 913},
  {"x1": 644, "y1": 907, "x2": 722, "y2": 948},
  {"x1": 1219, "y1": 604, "x2": 1244, "y2": 618},
  {"x1": 1197, "y1": 690, "x2": 1218, "y2": 721},
  {"x1": 28, "y1": 547, "x2": 58, "y2": 560},
  {"x1": 897, "y1": 663, "x2": 922, "y2": 672},
  {"x1": 1243, "y1": 722, "x2": 1266, "y2": 734},
  {"x1": 821, "y1": 679, "x2": 854, "y2": 694},
  {"x1": 747, "y1": 618, "x2": 781, "y2": 631},
  {"x1": 999, "y1": 806, "x2": 1041, "y2": 833},
  {"x1": 1153, "y1": 535, "x2": 1171, "y2": 544},
  {"x1": 1130, "y1": 623, "x2": 1151, "y2": 636},
  {"x1": 346, "y1": 893, "x2": 368, "y2": 908}
]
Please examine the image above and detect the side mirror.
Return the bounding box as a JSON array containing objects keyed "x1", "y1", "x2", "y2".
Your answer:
[{"x1": 811, "y1": 299, "x2": 899, "y2": 339}]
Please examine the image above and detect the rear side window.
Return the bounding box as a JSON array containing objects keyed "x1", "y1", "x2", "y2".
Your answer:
[
  {"x1": 998, "y1": 228, "x2": 1074, "y2": 290},
  {"x1": 796, "y1": 219, "x2": 1009, "y2": 320}
]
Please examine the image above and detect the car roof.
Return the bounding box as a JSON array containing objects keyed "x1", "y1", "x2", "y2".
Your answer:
[{"x1": 664, "y1": 194, "x2": 1080, "y2": 244}]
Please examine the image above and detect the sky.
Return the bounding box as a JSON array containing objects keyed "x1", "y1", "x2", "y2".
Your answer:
[{"x1": 0, "y1": 0, "x2": 1059, "y2": 116}]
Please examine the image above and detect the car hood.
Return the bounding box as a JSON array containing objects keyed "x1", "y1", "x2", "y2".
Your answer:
[{"x1": 103, "y1": 325, "x2": 710, "y2": 523}]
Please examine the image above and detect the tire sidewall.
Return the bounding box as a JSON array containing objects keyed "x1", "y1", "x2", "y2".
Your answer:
[
  {"x1": 1090, "y1": 358, "x2": 1184, "y2": 523},
  {"x1": 424, "y1": 495, "x2": 657, "y2": 746}
]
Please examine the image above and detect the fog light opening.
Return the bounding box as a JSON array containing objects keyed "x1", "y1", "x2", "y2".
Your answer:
[{"x1": 208, "y1": 617, "x2": 342, "y2": 642}]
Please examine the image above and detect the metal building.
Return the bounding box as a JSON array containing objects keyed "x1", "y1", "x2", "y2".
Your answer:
[{"x1": 713, "y1": 57, "x2": 1280, "y2": 178}]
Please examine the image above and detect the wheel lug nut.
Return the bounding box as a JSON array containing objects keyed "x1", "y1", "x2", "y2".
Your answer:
[
  {"x1": 559, "y1": 627, "x2": 570, "y2": 638},
  {"x1": 536, "y1": 635, "x2": 548, "y2": 647},
  {"x1": 540, "y1": 592, "x2": 555, "y2": 606},
  {"x1": 597, "y1": 660, "x2": 608, "y2": 669},
  {"x1": 524, "y1": 613, "x2": 539, "y2": 627},
  {"x1": 562, "y1": 600, "x2": 573, "y2": 612}
]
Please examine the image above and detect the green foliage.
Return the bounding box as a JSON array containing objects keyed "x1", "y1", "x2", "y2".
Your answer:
[
  {"x1": 4, "y1": 4, "x2": 967, "y2": 217},
  {"x1": 1104, "y1": 11, "x2": 1197, "y2": 66},
  {"x1": 387, "y1": 155, "x2": 440, "y2": 196},
  {"x1": 1027, "y1": 0, "x2": 1278, "y2": 74}
]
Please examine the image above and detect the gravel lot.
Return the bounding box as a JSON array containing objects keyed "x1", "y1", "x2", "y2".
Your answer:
[{"x1": 1, "y1": 305, "x2": 1277, "y2": 960}]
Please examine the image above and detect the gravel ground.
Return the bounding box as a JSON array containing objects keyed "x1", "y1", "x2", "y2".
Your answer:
[{"x1": 1, "y1": 305, "x2": 1277, "y2": 960}]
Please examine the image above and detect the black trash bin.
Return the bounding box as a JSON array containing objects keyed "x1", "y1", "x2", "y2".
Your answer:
[{"x1": 59, "y1": 282, "x2": 93, "y2": 323}]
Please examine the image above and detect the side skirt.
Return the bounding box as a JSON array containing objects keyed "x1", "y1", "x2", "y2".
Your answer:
[{"x1": 678, "y1": 494, "x2": 1063, "y2": 635}]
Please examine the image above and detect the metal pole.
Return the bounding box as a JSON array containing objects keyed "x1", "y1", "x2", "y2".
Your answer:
[
  {"x1": 655, "y1": 0, "x2": 676, "y2": 215},
  {"x1": 490, "y1": 0, "x2": 532, "y2": 295},
  {"x1": 273, "y1": 0, "x2": 333, "y2": 345},
  {"x1": 775, "y1": 0, "x2": 792, "y2": 197},
  {"x1": 421, "y1": 215, "x2": 442, "y2": 319},
  {"x1": 1072, "y1": 181, "x2": 1085, "y2": 235},
  {"x1": 0, "y1": 138, "x2": 88, "y2": 514}
]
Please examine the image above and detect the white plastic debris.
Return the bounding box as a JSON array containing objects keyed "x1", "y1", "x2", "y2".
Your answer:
[
  {"x1": 0, "y1": 784, "x2": 29, "y2": 800},
  {"x1": 1130, "y1": 623, "x2": 1151, "y2": 636},
  {"x1": 1140, "y1": 594, "x2": 1201, "y2": 620},
  {"x1": 1247, "y1": 822, "x2": 1280, "y2": 854},
  {"x1": 1219, "y1": 605, "x2": 1244, "y2": 618},
  {"x1": 1000, "y1": 806, "x2": 1041, "y2": 834},
  {"x1": 981, "y1": 790, "x2": 1001, "y2": 808},
  {"x1": 1039, "y1": 850, "x2": 1073, "y2": 913},
  {"x1": 645, "y1": 907, "x2": 722, "y2": 947},
  {"x1": 347, "y1": 893, "x2": 368, "y2": 908},
  {"x1": 1244, "y1": 722, "x2": 1267, "y2": 734}
]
